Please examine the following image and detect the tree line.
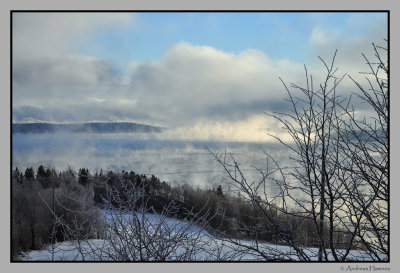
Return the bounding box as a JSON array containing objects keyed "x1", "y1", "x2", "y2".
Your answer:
[{"x1": 12, "y1": 163, "x2": 352, "y2": 260}]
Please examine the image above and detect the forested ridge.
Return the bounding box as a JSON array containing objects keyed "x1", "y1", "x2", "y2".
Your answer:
[{"x1": 12, "y1": 122, "x2": 163, "y2": 134}]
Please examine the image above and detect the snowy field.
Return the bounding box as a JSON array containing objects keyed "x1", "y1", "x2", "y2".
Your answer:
[{"x1": 18, "y1": 211, "x2": 383, "y2": 262}]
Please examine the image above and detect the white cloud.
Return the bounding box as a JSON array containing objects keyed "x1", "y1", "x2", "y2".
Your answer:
[
  {"x1": 13, "y1": 40, "x2": 309, "y2": 142},
  {"x1": 14, "y1": 39, "x2": 380, "y2": 143},
  {"x1": 13, "y1": 13, "x2": 135, "y2": 60},
  {"x1": 12, "y1": 12, "x2": 137, "y2": 109},
  {"x1": 161, "y1": 114, "x2": 292, "y2": 143},
  {"x1": 308, "y1": 14, "x2": 387, "y2": 73},
  {"x1": 12, "y1": 12, "x2": 387, "y2": 143},
  {"x1": 129, "y1": 42, "x2": 305, "y2": 127}
]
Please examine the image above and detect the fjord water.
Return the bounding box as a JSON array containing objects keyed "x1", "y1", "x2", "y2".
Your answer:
[{"x1": 12, "y1": 133, "x2": 287, "y2": 189}]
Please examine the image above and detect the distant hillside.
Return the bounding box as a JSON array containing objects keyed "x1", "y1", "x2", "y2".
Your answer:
[{"x1": 12, "y1": 122, "x2": 163, "y2": 134}]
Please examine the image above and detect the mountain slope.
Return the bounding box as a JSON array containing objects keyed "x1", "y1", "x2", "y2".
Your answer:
[{"x1": 12, "y1": 122, "x2": 163, "y2": 134}]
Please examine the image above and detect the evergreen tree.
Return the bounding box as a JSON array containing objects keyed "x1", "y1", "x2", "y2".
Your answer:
[
  {"x1": 13, "y1": 167, "x2": 23, "y2": 183},
  {"x1": 216, "y1": 185, "x2": 224, "y2": 197},
  {"x1": 24, "y1": 167, "x2": 34, "y2": 180},
  {"x1": 78, "y1": 168, "x2": 89, "y2": 186},
  {"x1": 37, "y1": 165, "x2": 47, "y2": 178}
]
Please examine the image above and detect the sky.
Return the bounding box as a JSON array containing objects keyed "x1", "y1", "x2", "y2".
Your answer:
[{"x1": 12, "y1": 12, "x2": 388, "y2": 142}]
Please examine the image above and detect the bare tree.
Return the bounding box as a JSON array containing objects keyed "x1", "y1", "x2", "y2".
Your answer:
[
  {"x1": 93, "y1": 182, "x2": 216, "y2": 261},
  {"x1": 37, "y1": 173, "x2": 104, "y2": 261},
  {"x1": 337, "y1": 42, "x2": 388, "y2": 260},
  {"x1": 37, "y1": 172, "x2": 236, "y2": 261},
  {"x1": 211, "y1": 42, "x2": 388, "y2": 261}
]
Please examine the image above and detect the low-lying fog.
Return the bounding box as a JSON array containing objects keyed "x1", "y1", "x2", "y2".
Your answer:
[{"x1": 12, "y1": 133, "x2": 291, "y2": 189}]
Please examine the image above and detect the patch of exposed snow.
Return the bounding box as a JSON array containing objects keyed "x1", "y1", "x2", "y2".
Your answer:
[{"x1": 19, "y1": 211, "x2": 386, "y2": 261}]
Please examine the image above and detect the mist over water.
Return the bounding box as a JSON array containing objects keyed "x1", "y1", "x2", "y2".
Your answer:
[{"x1": 12, "y1": 133, "x2": 290, "y2": 189}]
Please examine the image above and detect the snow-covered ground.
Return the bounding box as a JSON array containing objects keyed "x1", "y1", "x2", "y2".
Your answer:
[{"x1": 18, "y1": 211, "x2": 385, "y2": 261}]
